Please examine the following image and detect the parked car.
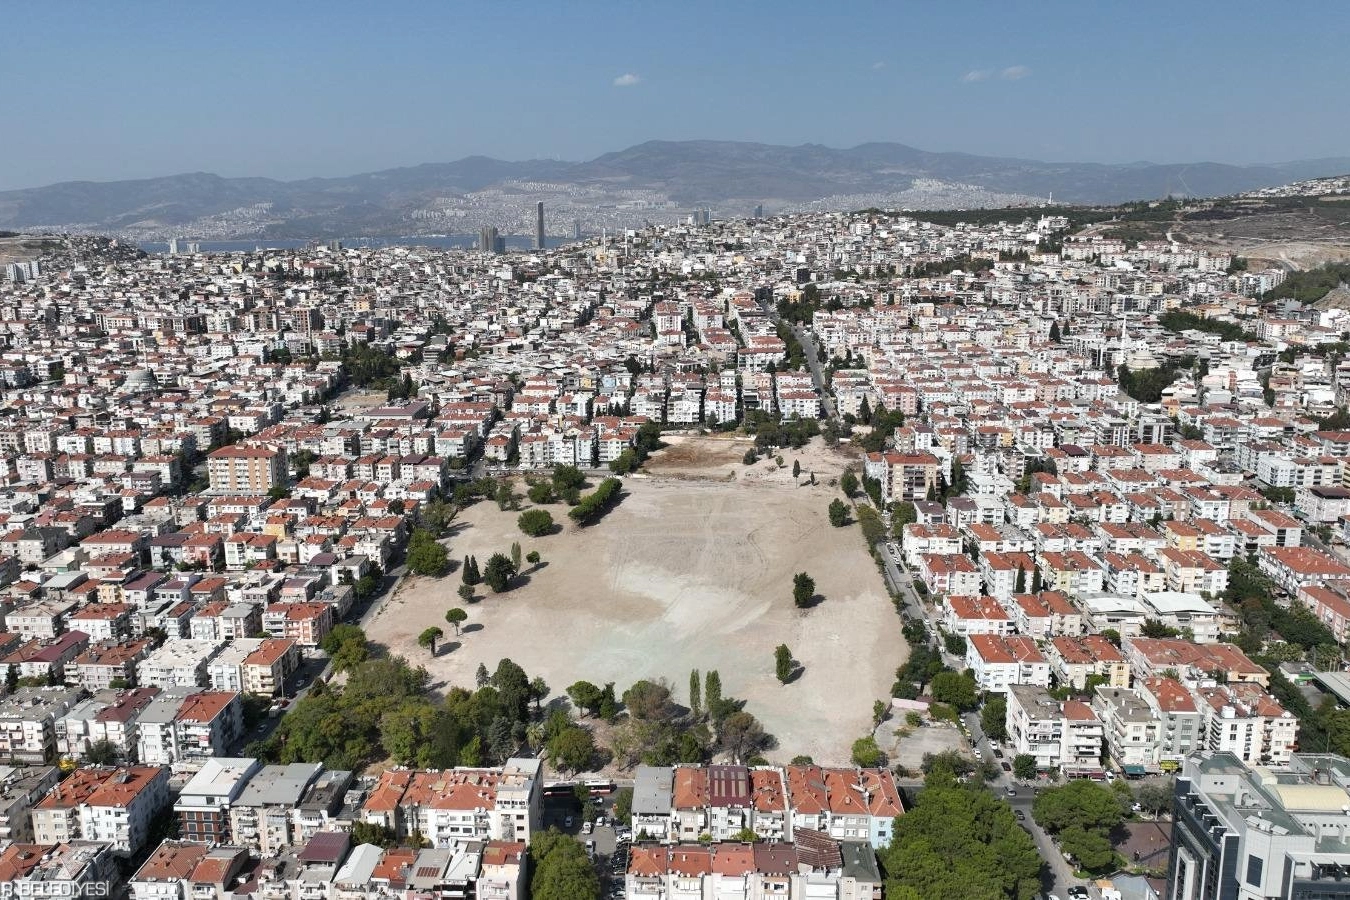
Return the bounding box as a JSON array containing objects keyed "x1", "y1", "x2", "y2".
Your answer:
[
  {"x1": 1006, "y1": 786, "x2": 1017, "y2": 796},
  {"x1": 1001, "y1": 762, "x2": 1012, "y2": 772},
  {"x1": 582, "y1": 821, "x2": 593, "y2": 834}
]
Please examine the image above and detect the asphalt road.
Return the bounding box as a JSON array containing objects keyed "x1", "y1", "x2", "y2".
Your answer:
[{"x1": 757, "y1": 289, "x2": 837, "y2": 421}]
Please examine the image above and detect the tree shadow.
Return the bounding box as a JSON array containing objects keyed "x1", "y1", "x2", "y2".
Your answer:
[
  {"x1": 784, "y1": 665, "x2": 805, "y2": 685},
  {"x1": 530, "y1": 561, "x2": 550, "y2": 574},
  {"x1": 462, "y1": 623, "x2": 484, "y2": 634},
  {"x1": 796, "y1": 594, "x2": 825, "y2": 610},
  {"x1": 513, "y1": 574, "x2": 533, "y2": 589},
  {"x1": 439, "y1": 641, "x2": 461, "y2": 656}
]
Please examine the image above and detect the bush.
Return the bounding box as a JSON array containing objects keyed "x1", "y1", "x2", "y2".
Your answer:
[
  {"x1": 851, "y1": 736, "x2": 883, "y2": 767},
  {"x1": 517, "y1": 509, "x2": 555, "y2": 537},
  {"x1": 569, "y1": 478, "x2": 623, "y2": 524}
]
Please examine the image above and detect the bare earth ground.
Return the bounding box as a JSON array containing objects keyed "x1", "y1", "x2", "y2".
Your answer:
[{"x1": 367, "y1": 435, "x2": 905, "y2": 765}]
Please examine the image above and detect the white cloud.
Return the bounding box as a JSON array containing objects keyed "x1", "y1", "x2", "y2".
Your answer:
[
  {"x1": 960, "y1": 69, "x2": 990, "y2": 83},
  {"x1": 612, "y1": 73, "x2": 641, "y2": 87},
  {"x1": 871, "y1": 61, "x2": 886, "y2": 71},
  {"x1": 1000, "y1": 65, "x2": 1031, "y2": 80}
]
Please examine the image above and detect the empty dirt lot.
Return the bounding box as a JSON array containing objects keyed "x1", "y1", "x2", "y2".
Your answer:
[{"x1": 367, "y1": 435, "x2": 904, "y2": 764}]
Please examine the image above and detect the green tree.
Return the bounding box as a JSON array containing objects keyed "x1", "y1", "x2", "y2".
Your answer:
[
  {"x1": 517, "y1": 509, "x2": 555, "y2": 536},
  {"x1": 84, "y1": 738, "x2": 120, "y2": 765},
  {"x1": 719, "y1": 711, "x2": 768, "y2": 763},
  {"x1": 511, "y1": 541, "x2": 522, "y2": 571},
  {"x1": 1059, "y1": 825, "x2": 1116, "y2": 872},
  {"x1": 406, "y1": 529, "x2": 448, "y2": 577},
  {"x1": 614, "y1": 786, "x2": 634, "y2": 823},
  {"x1": 981, "y1": 695, "x2": 1008, "y2": 742},
  {"x1": 529, "y1": 829, "x2": 600, "y2": 900},
  {"x1": 792, "y1": 572, "x2": 815, "y2": 608},
  {"x1": 851, "y1": 735, "x2": 883, "y2": 767},
  {"x1": 879, "y1": 770, "x2": 1041, "y2": 900},
  {"x1": 931, "y1": 670, "x2": 979, "y2": 710},
  {"x1": 527, "y1": 481, "x2": 557, "y2": 504},
  {"x1": 417, "y1": 627, "x2": 443, "y2": 656},
  {"x1": 567, "y1": 681, "x2": 604, "y2": 717},
  {"x1": 792, "y1": 459, "x2": 801, "y2": 479},
  {"x1": 1135, "y1": 778, "x2": 1175, "y2": 817},
  {"x1": 1012, "y1": 754, "x2": 1037, "y2": 780},
  {"x1": 622, "y1": 680, "x2": 674, "y2": 721},
  {"x1": 548, "y1": 726, "x2": 596, "y2": 775},
  {"x1": 775, "y1": 644, "x2": 794, "y2": 683},
  {"x1": 840, "y1": 470, "x2": 860, "y2": 498},
  {"x1": 529, "y1": 676, "x2": 549, "y2": 712},
  {"x1": 484, "y1": 553, "x2": 517, "y2": 593},
  {"x1": 704, "y1": 670, "x2": 722, "y2": 721},
  {"x1": 351, "y1": 821, "x2": 397, "y2": 848},
  {"x1": 828, "y1": 498, "x2": 849, "y2": 527},
  {"x1": 445, "y1": 608, "x2": 467, "y2": 636},
  {"x1": 457, "y1": 584, "x2": 475, "y2": 604},
  {"x1": 689, "y1": 670, "x2": 702, "y2": 718},
  {"x1": 1033, "y1": 779, "x2": 1126, "y2": 835}
]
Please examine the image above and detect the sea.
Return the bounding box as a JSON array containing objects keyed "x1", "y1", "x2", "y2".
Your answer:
[{"x1": 137, "y1": 234, "x2": 542, "y2": 254}]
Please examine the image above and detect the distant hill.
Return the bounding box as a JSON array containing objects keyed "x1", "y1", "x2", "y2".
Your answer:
[{"x1": 3, "y1": 140, "x2": 1348, "y2": 240}]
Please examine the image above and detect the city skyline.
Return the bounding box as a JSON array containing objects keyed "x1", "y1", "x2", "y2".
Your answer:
[{"x1": 3, "y1": 0, "x2": 1349, "y2": 191}]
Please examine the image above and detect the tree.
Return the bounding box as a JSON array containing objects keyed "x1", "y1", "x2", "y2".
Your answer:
[
  {"x1": 614, "y1": 786, "x2": 634, "y2": 823},
  {"x1": 891, "y1": 500, "x2": 917, "y2": 540},
  {"x1": 981, "y1": 695, "x2": 1008, "y2": 742},
  {"x1": 1012, "y1": 754, "x2": 1037, "y2": 780},
  {"x1": 406, "y1": 530, "x2": 448, "y2": 577},
  {"x1": 417, "y1": 627, "x2": 444, "y2": 656},
  {"x1": 445, "y1": 608, "x2": 467, "y2": 636},
  {"x1": 623, "y1": 679, "x2": 674, "y2": 721},
  {"x1": 484, "y1": 553, "x2": 517, "y2": 593},
  {"x1": 1100, "y1": 628, "x2": 1122, "y2": 647},
  {"x1": 719, "y1": 711, "x2": 768, "y2": 763},
  {"x1": 1059, "y1": 824, "x2": 1116, "y2": 872},
  {"x1": 457, "y1": 584, "x2": 475, "y2": 604},
  {"x1": 1135, "y1": 778, "x2": 1175, "y2": 817},
  {"x1": 511, "y1": 542, "x2": 522, "y2": 572},
  {"x1": 931, "y1": 670, "x2": 979, "y2": 710},
  {"x1": 527, "y1": 481, "x2": 557, "y2": 504},
  {"x1": 1033, "y1": 779, "x2": 1126, "y2": 836},
  {"x1": 462, "y1": 555, "x2": 481, "y2": 586},
  {"x1": 828, "y1": 498, "x2": 849, "y2": 527},
  {"x1": 792, "y1": 459, "x2": 801, "y2": 479},
  {"x1": 529, "y1": 829, "x2": 600, "y2": 900},
  {"x1": 689, "y1": 670, "x2": 702, "y2": 718},
  {"x1": 517, "y1": 509, "x2": 554, "y2": 537},
  {"x1": 775, "y1": 644, "x2": 794, "y2": 683},
  {"x1": 1049, "y1": 320, "x2": 1061, "y2": 343},
  {"x1": 84, "y1": 738, "x2": 120, "y2": 765},
  {"x1": 567, "y1": 681, "x2": 604, "y2": 717},
  {"x1": 840, "y1": 470, "x2": 860, "y2": 498},
  {"x1": 351, "y1": 821, "x2": 397, "y2": 849},
  {"x1": 705, "y1": 670, "x2": 722, "y2": 721},
  {"x1": 792, "y1": 572, "x2": 815, "y2": 608},
  {"x1": 851, "y1": 736, "x2": 883, "y2": 767},
  {"x1": 548, "y1": 726, "x2": 595, "y2": 775},
  {"x1": 879, "y1": 770, "x2": 1041, "y2": 900}
]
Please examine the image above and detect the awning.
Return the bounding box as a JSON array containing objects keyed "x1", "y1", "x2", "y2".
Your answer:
[{"x1": 1123, "y1": 765, "x2": 1147, "y2": 775}]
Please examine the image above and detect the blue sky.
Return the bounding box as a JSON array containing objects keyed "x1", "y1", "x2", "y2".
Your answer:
[{"x1": 2, "y1": 0, "x2": 1347, "y2": 190}]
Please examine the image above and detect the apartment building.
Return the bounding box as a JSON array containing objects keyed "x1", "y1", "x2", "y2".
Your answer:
[
  {"x1": 966, "y1": 634, "x2": 1051, "y2": 693},
  {"x1": 206, "y1": 446, "x2": 287, "y2": 494},
  {"x1": 1005, "y1": 685, "x2": 1104, "y2": 776}
]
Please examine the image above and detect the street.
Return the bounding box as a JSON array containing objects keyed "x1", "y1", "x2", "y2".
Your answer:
[{"x1": 961, "y1": 710, "x2": 1084, "y2": 899}]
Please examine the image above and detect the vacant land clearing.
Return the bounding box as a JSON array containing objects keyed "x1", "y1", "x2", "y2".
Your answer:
[{"x1": 368, "y1": 436, "x2": 903, "y2": 764}]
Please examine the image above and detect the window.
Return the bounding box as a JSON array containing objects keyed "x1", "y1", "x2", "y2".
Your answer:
[{"x1": 1246, "y1": 854, "x2": 1263, "y2": 886}]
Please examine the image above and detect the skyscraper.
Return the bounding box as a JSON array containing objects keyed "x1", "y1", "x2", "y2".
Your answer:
[
  {"x1": 534, "y1": 202, "x2": 545, "y2": 250},
  {"x1": 753, "y1": 204, "x2": 764, "y2": 219},
  {"x1": 479, "y1": 225, "x2": 499, "y2": 254},
  {"x1": 573, "y1": 220, "x2": 582, "y2": 241}
]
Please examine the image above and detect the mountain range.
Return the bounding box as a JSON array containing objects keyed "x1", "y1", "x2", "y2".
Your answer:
[{"x1": 2, "y1": 140, "x2": 1347, "y2": 241}]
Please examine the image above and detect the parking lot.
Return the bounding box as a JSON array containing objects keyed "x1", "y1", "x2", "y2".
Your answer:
[{"x1": 541, "y1": 786, "x2": 632, "y2": 896}]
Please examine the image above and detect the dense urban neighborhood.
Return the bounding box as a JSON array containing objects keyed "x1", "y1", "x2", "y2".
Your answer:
[{"x1": 1, "y1": 197, "x2": 1350, "y2": 900}]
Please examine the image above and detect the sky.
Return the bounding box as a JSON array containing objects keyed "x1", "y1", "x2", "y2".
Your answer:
[{"x1": 2, "y1": 0, "x2": 1348, "y2": 191}]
